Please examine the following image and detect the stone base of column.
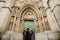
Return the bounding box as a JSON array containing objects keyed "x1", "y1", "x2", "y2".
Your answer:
[
  {"x1": 35, "y1": 31, "x2": 60, "y2": 40},
  {"x1": 2, "y1": 31, "x2": 23, "y2": 40}
]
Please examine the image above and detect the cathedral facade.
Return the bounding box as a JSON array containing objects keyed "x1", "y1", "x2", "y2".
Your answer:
[{"x1": 0, "y1": 0, "x2": 60, "y2": 40}]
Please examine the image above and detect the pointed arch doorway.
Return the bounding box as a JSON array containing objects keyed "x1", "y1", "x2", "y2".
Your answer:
[
  {"x1": 23, "y1": 11, "x2": 35, "y2": 40},
  {"x1": 20, "y1": 6, "x2": 38, "y2": 32},
  {"x1": 19, "y1": 6, "x2": 37, "y2": 40}
]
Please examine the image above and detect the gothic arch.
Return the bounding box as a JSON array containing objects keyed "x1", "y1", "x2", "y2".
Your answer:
[
  {"x1": 20, "y1": 6, "x2": 38, "y2": 20},
  {"x1": 19, "y1": 5, "x2": 44, "y2": 32},
  {"x1": 20, "y1": 5, "x2": 39, "y2": 18}
]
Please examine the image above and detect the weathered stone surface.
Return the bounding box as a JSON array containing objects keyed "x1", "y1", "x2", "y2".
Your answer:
[
  {"x1": 0, "y1": 8, "x2": 10, "y2": 33},
  {"x1": 35, "y1": 32, "x2": 48, "y2": 40},
  {"x1": 4, "y1": 0, "x2": 14, "y2": 7},
  {"x1": 2, "y1": 31, "x2": 23, "y2": 40},
  {"x1": 0, "y1": 0, "x2": 60, "y2": 40},
  {"x1": 42, "y1": 0, "x2": 48, "y2": 9},
  {"x1": 0, "y1": 2, "x2": 4, "y2": 8},
  {"x1": 49, "y1": 0, "x2": 60, "y2": 9},
  {"x1": 35, "y1": 31, "x2": 59, "y2": 40},
  {"x1": 35, "y1": 31, "x2": 52, "y2": 40},
  {"x1": 46, "y1": 9, "x2": 59, "y2": 32},
  {"x1": 53, "y1": 6, "x2": 60, "y2": 28}
]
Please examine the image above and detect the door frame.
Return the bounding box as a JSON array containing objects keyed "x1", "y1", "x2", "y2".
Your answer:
[{"x1": 23, "y1": 20, "x2": 35, "y2": 30}]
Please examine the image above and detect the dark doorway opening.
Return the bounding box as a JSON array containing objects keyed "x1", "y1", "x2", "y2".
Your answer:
[{"x1": 24, "y1": 20, "x2": 35, "y2": 40}]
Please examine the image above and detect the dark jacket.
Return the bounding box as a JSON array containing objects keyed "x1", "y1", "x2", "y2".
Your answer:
[{"x1": 25, "y1": 30, "x2": 33, "y2": 40}]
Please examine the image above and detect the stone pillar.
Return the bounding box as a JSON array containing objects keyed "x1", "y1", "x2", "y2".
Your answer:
[
  {"x1": 12, "y1": 8, "x2": 17, "y2": 31},
  {"x1": 40, "y1": 7, "x2": 47, "y2": 31},
  {"x1": 46, "y1": 0, "x2": 60, "y2": 32},
  {"x1": 0, "y1": 7, "x2": 10, "y2": 33},
  {"x1": 53, "y1": 5, "x2": 60, "y2": 29},
  {"x1": 14, "y1": 7, "x2": 20, "y2": 32},
  {"x1": 0, "y1": 0, "x2": 15, "y2": 33},
  {"x1": 46, "y1": 9, "x2": 59, "y2": 32},
  {"x1": 46, "y1": 0, "x2": 60, "y2": 40},
  {"x1": 38, "y1": 8, "x2": 44, "y2": 32},
  {"x1": 15, "y1": 17, "x2": 20, "y2": 32}
]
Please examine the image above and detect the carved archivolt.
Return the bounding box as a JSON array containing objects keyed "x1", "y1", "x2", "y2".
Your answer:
[{"x1": 19, "y1": 6, "x2": 42, "y2": 32}]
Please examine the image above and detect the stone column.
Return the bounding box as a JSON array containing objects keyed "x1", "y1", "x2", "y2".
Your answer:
[
  {"x1": 12, "y1": 7, "x2": 17, "y2": 31},
  {"x1": 0, "y1": 0, "x2": 15, "y2": 33},
  {"x1": 40, "y1": 7, "x2": 47, "y2": 31},
  {"x1": 38, "y1": 7, "x2": 44, "y2": 32},
  {"x1": 14, "y1": 6, "x2": 20, "y2": 32},
  {"x1": 0, "y1": 7, "x2": 10, "y2": 33},
  {"x1": 46, "y1": 9, "x2": 59, "y2": 32}
]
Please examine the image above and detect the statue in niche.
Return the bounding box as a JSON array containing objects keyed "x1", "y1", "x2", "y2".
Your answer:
[
  {"x1": 35, "y1": 23, "x2": 40, "y2": 33},
  {"x1": 44, "y1": 16, "x2": 50, "y2": 30},
  {"x1": 19, "y1": 20, "x2": 23, "y2": 32},
  {"x1": 9, "y1": 16, "x2": 14, "y2": 31}
]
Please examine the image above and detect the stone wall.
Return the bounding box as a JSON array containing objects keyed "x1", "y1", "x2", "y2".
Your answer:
[
  {"x1": 44, "y1": 0, "x2": 60, "y2": 32},
  {"x1": 42, "y1": 0, "x2": 60, "y2": 40},
  {"x1": 0, "y1": 0, "x2": 15, "y2": 33},
  {"x1": 0, "y1": 8, "x2": 10, "y2": 33},
  {"x1": 35, "y1": 31, "x2": 60, "y2": 40},
  {"x1": 2, "y1": 31, "x2": 23, "y2": 40},
  {"x1": 0, "y1": 0, "x2": 60, "y2": 33}
]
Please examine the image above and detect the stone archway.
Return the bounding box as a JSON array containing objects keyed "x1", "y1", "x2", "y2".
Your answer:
[
  {"x1": 19, "y1": 6, "x2": 42, "y2": 33},
  {"x1": 19, "y1": 6, "x2": 40, "y2": 40}
]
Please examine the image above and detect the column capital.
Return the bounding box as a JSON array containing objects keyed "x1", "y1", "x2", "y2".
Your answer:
[{"x1": 11, "y1": 6, "x2": 20, "y2": 10}]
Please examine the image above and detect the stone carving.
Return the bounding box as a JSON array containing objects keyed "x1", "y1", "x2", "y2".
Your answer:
[{"x1": 0, "y1": 0, "x2": 60, "y2": 40}]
